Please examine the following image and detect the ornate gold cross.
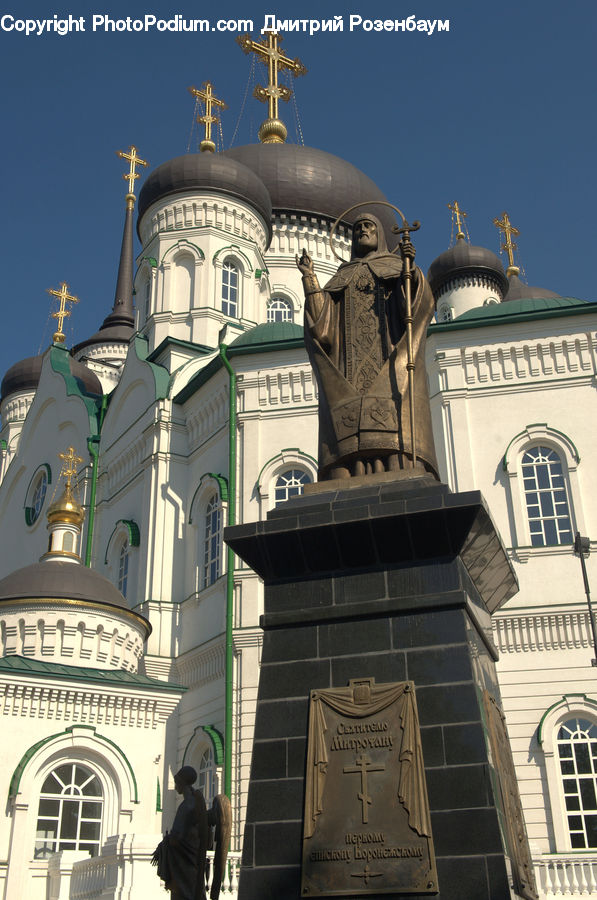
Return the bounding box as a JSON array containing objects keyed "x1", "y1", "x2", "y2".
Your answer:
[
  {"x1": 58, "y1": 446, "x2": 84, "y2": 490},
  {"x1": 188, "y1": 82, "x2": 227, "y2": 151},
  {"x1": 237, "y1": 31, "x2": 306, "y2": 141},
  {"x1": 47, "y1": 282, "x2": 80, "y2": 344},
  {"x1": 493, "y1": 211, "x2": 520, "y2": 275},
  {"x1": 448, "y1": 201, "x2": 467, "y2": 241},
  {"x1": 117, "y1": 145, "x2": 149, "y2": 197}
]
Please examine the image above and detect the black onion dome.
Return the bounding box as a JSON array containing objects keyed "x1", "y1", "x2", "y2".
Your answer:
[
  {"x1": 138, "y1": 153, "x2": 272, "y2": 238},
  {"x1": 0, "y1": 559, "x2": 129, "y2": 610},
  {"x1": 221, "y1": 144, "x2": 397, "y2": 244},
  {"x1": 502, "y1": 273, "x2": 560, "y2": 302},
  {"x1": 69, "y1": 357, "x2": 103, "y2": 396},
  {"x1": 1, "y1": 355, "x2": 43, "y2": 402},
  {"x1": 427, "y1": 242, "x2": 509, "y2": 297}
]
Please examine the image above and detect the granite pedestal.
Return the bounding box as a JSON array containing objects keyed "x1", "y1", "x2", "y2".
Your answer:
[{"x1": 226, "y1": 477, "x2": 536, "y2": 899}]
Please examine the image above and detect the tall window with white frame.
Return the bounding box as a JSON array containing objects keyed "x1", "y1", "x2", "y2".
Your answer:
[
  {"x1": 221, "y1": 261, "x2": 238, "y2": 317},
  {"x1": 267, "y1": 297, "x2": 293, "y2": 323},
  {"x1": 274, "y1": 469, "x2": 312, "y2": 506},
  {"x1": 521, "y1": 445, "x2": 573, "y2": 546},
  {"x1": 557, "y1": 717, "x2": 597, "y2": 849},
  {"x1": 203, "y1": 495, "x2": 222, "y2": 588},
  {"x1": 34, "y1": 763, "x2": 104, "y2": 858},
  {"x1": 197, "y1": 745, "x2": 217, "y2": 805},
  {"x1": 118, "y1": 538, "x2": 129, "y2": 598}
]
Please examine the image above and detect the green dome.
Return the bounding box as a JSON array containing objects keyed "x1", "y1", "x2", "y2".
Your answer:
[
  {"x1": 230, "y1": 322, "x2": 304, "y2": 348},
  {"x1": 455, "y1": 296, "x2": 589, "y2": 323}
]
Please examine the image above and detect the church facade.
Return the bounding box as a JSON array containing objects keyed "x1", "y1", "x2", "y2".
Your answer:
[{"x1": 0, "y1": 70, "x2": 596, "y2": 900}]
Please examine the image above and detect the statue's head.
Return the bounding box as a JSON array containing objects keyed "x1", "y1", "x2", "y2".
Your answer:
[
  {"x1": 174, "y1": 766, "x2": 197, "y2": 794},
  {"x1": 351, "y1": 213, "x2": 388, "y2": 259}
]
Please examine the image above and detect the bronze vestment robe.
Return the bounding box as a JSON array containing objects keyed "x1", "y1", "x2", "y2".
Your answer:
[{"x1": 304, "y1": 217, "x2": 438, "y2": 479}]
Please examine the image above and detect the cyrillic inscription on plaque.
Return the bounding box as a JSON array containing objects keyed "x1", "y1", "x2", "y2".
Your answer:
[{"x1": 301, "y1": 678, "x2": 437, "y2": 896}]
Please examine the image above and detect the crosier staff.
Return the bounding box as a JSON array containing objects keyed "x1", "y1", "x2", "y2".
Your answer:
[{"x1": 393, "y1": 219, "x2": 421, "y2": 470}]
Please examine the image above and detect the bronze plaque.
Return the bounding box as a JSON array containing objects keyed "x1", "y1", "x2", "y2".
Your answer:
[
  {"x1": 301, "y1": 678, "x2": 437, "y2": 896},
  {"x1": 483, "y1": 691, "x2": 538, "y2": 900}
]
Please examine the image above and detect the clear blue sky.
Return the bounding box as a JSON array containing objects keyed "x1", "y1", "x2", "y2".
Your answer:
[{"x1": 1, "y1": 0, "x2": 594, "y2": 372}]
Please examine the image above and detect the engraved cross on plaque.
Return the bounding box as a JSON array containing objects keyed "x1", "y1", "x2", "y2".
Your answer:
[
  {"x1": 343, "y1": 754, "x2": 385, "y2": 824},
  {"x1": 351, "y1": 864, "x2": 383, "y2": 886}
]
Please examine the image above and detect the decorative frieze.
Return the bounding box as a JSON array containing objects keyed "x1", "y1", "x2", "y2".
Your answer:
[
  {"x1": 0, "y1": 680, "x2": 175, "y2": 728},
  {"x1": 175, "y1": 641, "x2": 225, "y2": 689},
  {"x1": 493, "y1": 610, "x2": 591, "y2": 654},
  {"x1": 139, "y1": 194, "x2": 269, "y2": 253},
  {"x1": 1, "y1": 604, "x2": 145, "y2": 671},
  {"x1": 251, "y1": 366, "x2": 315, "y2": 407},
  {"x1": 462, "y1": 336, "x2": 594, "y2": 387}
]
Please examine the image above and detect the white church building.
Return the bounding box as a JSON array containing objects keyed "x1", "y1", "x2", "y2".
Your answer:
[{"x1": 0, "y1": 41, "x2": 596, "y2": 900}]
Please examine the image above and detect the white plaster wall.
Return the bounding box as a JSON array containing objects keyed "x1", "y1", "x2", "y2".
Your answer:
[
  {"x1": 435, "y1": 274, "x2": 504, "y2": 321},
  {"x1": 0, "y1": 678, "x2": 180, "y2": 900},
  {"x1": 428, "y1": 309, "x2": 597, "y2": 856},
  {"x1": 0, "y1": 353, "x2": 99, "y2": 575},
  {"x1": 137, "y1": 193, "x2": 270, "y2": 353}
]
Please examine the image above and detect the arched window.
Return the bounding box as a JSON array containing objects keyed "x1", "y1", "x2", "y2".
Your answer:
[
  {"x1": 26, "y1": 467, "x2": 49, "y2": 526},
  {"x1": 197, "y1": 746, "x2": 217, "y2": 806},
  {"x1": 557, "y1": 718, "x2": 597, "y2": 848},
  {"x1": 203, "y1": 495, "x2": 222, "y2": 588},
  {"x1": 267, "y1": 297, "x2": 293, "y2": 323},
  {"x1": 522, "y1": 446, "x2": 573, "y2": 546},
  {"x1": 274, "y1": 469, "x2": 312, "y2": 506},
  {"x1": 118, "y1": 539, "x2": 129, "y2": 598},
  {"x1": 221, "y1": 261, "x2": 238, "y2": 318},
  {"x1": 34, "y1": 763, "x2": 103, "y2": 859}
]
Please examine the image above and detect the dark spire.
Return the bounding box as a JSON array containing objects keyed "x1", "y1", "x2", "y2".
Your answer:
[
  {"x1": 99, "y1": 202, "x2": 135, "y2": 331},
  {"x1": 73, "y1": 147, "x2": 149, "y2": 354}
]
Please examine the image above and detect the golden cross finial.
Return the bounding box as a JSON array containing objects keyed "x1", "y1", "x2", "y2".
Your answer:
[
  {"x1": 237, "y1": 31, "x2": 306, "y2": 143},
  {"x1": 188, "y1": 82, "x2": 228, "y2": 152},
  {"x1": 448, "y1": 201, "x2": 468, "y2": 241},
  {"x1": 47, "y1": 282, "x2": 80, "y2": 344},
  {"x1": 116, "y1": 145, "x2": 149, "y2": 205},
  {"x1": 58, "y1": 447, "x2": 84, "y2": 492},
  {"x1": 493, "y1": 211, "x2": 520, "y2": 275}
]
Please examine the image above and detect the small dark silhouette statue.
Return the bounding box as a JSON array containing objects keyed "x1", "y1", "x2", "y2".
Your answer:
[{"x1": 152, "y1": 766, "x2": 231, "y2": 900}]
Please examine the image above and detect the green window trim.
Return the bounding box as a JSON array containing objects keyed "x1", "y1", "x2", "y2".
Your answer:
[
  {"x1": 182, "y1": 724, "x2": 224, "y2": 768},
  {"x1": 502, "y1": 424, "x2": 580, "y2": 472},
  {"x1": 257, "y1": 448, "x2": 318, "y2": 490},
  {"x1": 9, "y1": 724, "x2": 138, "y2": 802},
  {"x1": 24, "y1": 463, "x2": 52, "y2": 526},
  {"x1": 104, "y1": 519, "x2": 141, "y2": 564},
  {"x1": 537, "y1": 694, "x2": 597, "y2": 745},
  {"x1": 188, "y1": 473, "x2": 229, "y2": 524}
]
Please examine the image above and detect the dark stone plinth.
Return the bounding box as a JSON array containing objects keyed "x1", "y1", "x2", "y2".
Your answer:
[{"x1": 226, "y1": 479, "x2": 529, "y2": 900}]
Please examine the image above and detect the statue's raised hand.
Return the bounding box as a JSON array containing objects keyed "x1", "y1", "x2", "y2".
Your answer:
[
  {"x1": 400, "y1": 238, "x2": 416, "y2": 264},
  {"x1": 296, "y1": 249, "x2": 314, "y2": 275}
]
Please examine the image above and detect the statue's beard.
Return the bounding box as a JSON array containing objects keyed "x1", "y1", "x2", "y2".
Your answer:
[{"x1": 354, "y1": 239, "x2": 377, "y2": 257}]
